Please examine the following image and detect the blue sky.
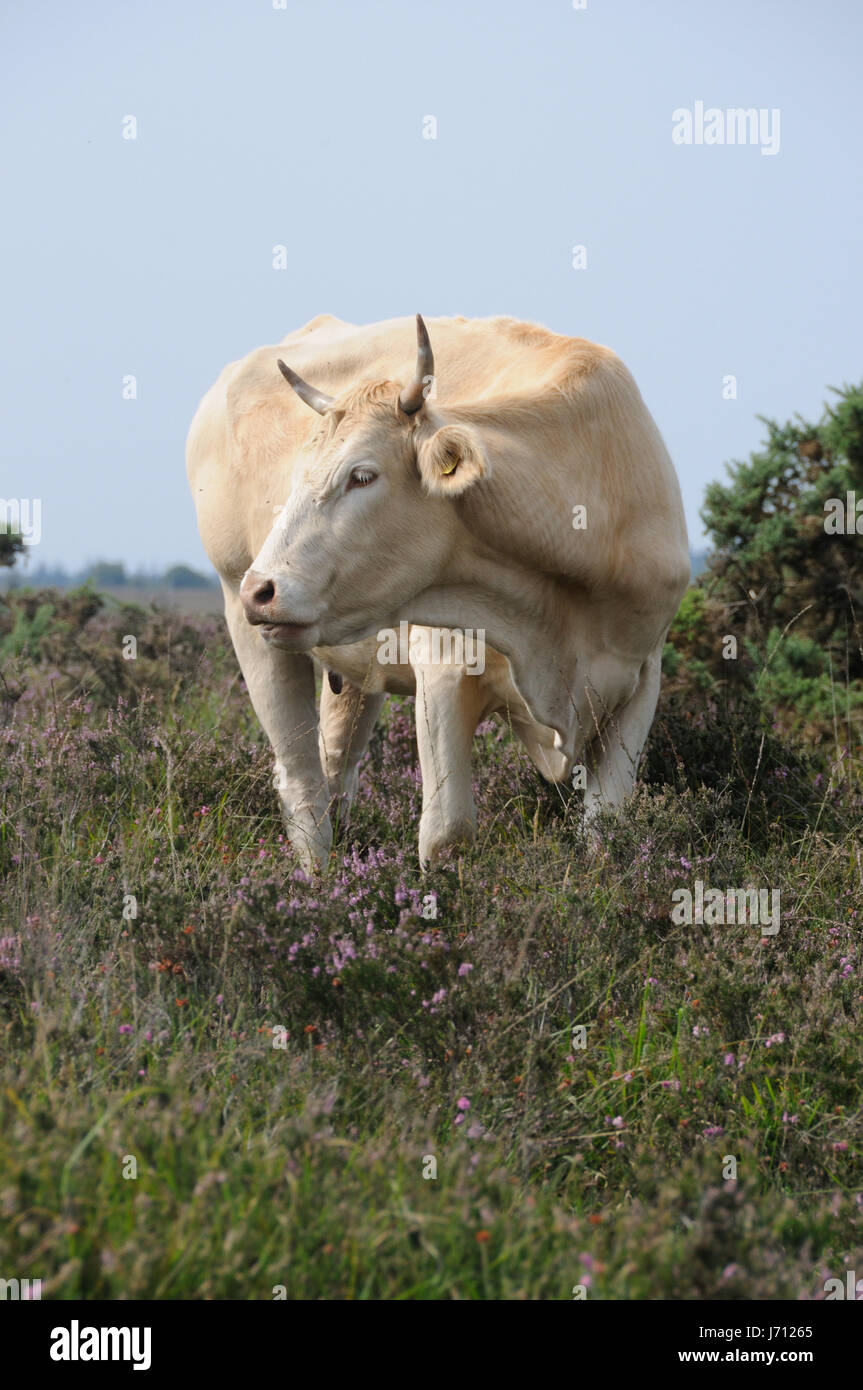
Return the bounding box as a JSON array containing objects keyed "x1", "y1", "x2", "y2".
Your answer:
[{"x1": 2, "y1": 0, "x2": 861, "y2": 571}]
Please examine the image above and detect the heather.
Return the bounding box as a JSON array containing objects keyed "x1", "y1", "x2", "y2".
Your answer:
[{"x1": 0, "y1": 586, "x2": 860, "y2": 1299}]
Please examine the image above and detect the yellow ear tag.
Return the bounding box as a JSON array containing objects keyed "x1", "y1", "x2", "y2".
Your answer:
[{"x1": 440, "y1": 457, "x2": 458, "y2": 475}]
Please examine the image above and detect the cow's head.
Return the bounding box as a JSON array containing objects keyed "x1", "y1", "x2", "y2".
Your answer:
[{"x1": 240, "y1": 316, "x2": 490, "y2": 649}]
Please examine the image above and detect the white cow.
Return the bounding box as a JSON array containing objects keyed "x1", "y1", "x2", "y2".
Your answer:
[{"x1": 186, "y1": 314, "x2": 689, "y2": 867}]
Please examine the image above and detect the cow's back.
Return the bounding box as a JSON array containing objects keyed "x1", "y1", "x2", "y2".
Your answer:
[
  {"x1": 187, "y1": 313, "x2": 686, "y2": 610},
  {"x1": 187, "y1": 314, "x2": 589, "y2": 583}
]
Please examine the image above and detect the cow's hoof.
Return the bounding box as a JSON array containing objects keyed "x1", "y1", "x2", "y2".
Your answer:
[
  {"x1": 419, "y1": 818, "x2": 476, "y2": 869},
  {"x1": 325, "y1": 772, "x2": 359, "y2": 839},
  {"x1": 283, "y1": 814, "x2": 333, "y2": 874},
  {"x1": 328, "y1": 796, "x2": 356, "y2": 841},
  {"x1": 582, "y1": 812, "x2": 609, "y2": 858}
]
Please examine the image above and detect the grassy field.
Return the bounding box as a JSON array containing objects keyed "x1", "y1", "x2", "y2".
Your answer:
[
  {"x1": 0, "y1": 589, "x2": 861, "y2": 1299},
  {"x1": 99, "y1": 585, "x2": 224, "y2": 616}
]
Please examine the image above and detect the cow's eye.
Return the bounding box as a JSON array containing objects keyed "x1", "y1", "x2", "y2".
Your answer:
[{"x1": 347, "y1": 467, "x2": 377, "y2": 490}]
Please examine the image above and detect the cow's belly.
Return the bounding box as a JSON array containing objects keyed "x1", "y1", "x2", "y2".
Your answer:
[
  {"x1": 314, "y1": 628, "x2": 524, "y2": 704},
  {"x1": 314, "y1": 628, "x2": 570, "y2": 783}
]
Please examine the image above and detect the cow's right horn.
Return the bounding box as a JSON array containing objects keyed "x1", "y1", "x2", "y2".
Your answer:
[
  {"x1": 398, "y1": 314, "x2": 435, "y2": 415},
  {"x1": 277, "y1": 359, "x2": 335, "y2": 415}
]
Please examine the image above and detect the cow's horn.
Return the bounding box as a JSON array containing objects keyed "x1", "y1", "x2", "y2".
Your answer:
[
  {"x1": 398, "y1": 314, "x2": 434, "y2": 415},
  {"x1": 277, "y1": 359, "x2": 335, "y2": 415}
]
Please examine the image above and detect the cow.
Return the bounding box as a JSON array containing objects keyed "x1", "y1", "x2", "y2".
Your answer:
[{"x1": 186, "y1": 313, "x2": 689, "y2": 868}]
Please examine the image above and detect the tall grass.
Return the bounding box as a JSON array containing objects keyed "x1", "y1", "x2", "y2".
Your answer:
[{"x1": 0, "y1": 590, "x2": 860, "y2": 1298}]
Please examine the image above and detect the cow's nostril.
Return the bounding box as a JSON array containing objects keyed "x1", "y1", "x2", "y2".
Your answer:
[
  {"x1": 240, "y1": 571, "x2": 280, "y2": 618},
  {"x1": 253, "y1": 579, "x2": 276, "y2": 606}
]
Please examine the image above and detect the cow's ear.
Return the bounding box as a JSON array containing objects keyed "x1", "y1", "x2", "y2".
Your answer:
[{"x1": 417, "y1": 425, "x2": 490, "y2": 496}]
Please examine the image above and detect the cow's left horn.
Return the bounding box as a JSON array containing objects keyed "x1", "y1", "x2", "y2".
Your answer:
[
  {"x1": 398, "y1": 314, "x2": 434, "y2": 415},
  {"x1": 277, "y1": 359, "x2": 335, "y2": 415}
]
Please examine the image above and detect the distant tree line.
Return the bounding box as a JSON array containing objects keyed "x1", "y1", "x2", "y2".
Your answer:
[{"x1": 0, "y1": 556, "x2": 218, "y2": 590}]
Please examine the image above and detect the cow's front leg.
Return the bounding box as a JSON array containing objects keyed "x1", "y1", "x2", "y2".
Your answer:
[
  {"x1": 414, "y1": 662, "x2": 486, "y2": 867},
  {"x1": 224, "y1": 591, "x2": 331, "y2": 871},
  {"x1": 318, "y1": 676, "x2": 386, "y2": 833}
]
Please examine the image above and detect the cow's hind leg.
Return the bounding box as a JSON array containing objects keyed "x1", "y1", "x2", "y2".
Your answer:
[
  {"x1": 318, "y1": 676, "x2": 385, "y2": 834},
  {"x1": 583, "y1": 651, "x2": 662, "y2": 821}
]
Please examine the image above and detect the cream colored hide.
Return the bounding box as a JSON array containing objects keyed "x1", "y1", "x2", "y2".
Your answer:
[{"x1": 186, "y1": 313, "x2": 689, "y2": 868}]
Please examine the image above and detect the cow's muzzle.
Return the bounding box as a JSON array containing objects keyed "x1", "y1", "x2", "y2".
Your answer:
[{"x1": 239, "y1": 570, "x2": 314, "y2": 640}]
